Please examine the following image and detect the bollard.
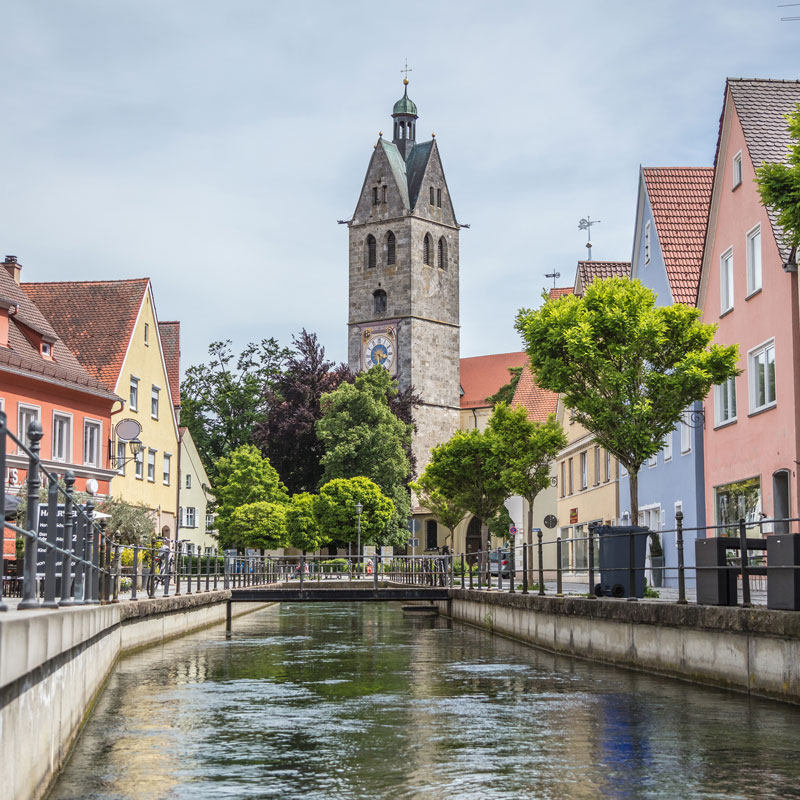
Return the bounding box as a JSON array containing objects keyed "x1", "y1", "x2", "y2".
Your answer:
[
  {"x1": 556, "y1": 537, "x2": 563, "y2": 596},
  {"x1": 537, "y1": 530, "x2": 545, "y2": 596},
  {"x1": 19, "y1": 421, "x2": 44, "y2": 609},
  {"x1": 522, "y1": 543, "x2": 528, "y2": 594},
  {"x1": 59, "y1": 473, "x2": 77, "y2": 606},
  {"x1": 587, "y1": 524, "x2": 596, "y2": 599},
  {"x1": 676, "y1": 510, "x2": 686, "y2": 604},
  {"x1": 739, "y1": 517, "x2": 751, "y2": 607}
]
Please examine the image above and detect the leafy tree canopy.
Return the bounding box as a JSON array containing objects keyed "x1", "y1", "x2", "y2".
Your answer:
[
  {"x1": 230, "y1": 501, "x2": 287, "y2": 550},
  {"x1": 181, "y1": 338, "x2": 290, "y2": 473},
  {"x1": 214, "y1": 444, "x2": 288, "y2": 548},
  {"x1": 314, "y1": 477, "x2": 395, "y2": 547},
  {"x1": 756, "y1": 104, "x2": 800, "y2": 250},
  {"x1": 317, "y1": 366, "x2": 412, "y2": 541},
  {"x1": 285, "y1": 492, "x2": 329, "y2": 553},
  {"x1": 515, "y1": 277, "x2": 738, "y2": 519},
  {"x1": 410, "y1": 474, "x2": 467, "y2": 536}
]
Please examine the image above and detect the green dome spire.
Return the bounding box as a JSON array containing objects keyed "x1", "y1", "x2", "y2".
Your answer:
[{"x1": 392, "y1": 79, "x2": 418, "y2": 117}]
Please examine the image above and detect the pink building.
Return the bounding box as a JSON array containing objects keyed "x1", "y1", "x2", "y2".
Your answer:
[{"x1": 699, "y1": 79, "x2": 800, "y2": 532}]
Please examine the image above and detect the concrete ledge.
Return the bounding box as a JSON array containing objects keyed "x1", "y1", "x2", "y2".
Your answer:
[{"x1": 442, "y1": 589, "x2": 800, "y2": 704}]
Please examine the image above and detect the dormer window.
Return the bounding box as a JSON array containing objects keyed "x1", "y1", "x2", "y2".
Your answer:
[{"x1": 41, "y1": 342, "x2": 52, "y2": 358}]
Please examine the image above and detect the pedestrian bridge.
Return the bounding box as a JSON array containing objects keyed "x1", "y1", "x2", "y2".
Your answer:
[{"x1": 230, "y1": 582, "x2": 450, "y2": 603}]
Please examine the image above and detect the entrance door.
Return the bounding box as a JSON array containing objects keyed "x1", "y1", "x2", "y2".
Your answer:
[
  {"x1": 773, "y1": 470, "x2": 791, "y2": 535},
  {"x1": 466, "y1": 516, "x2": 482, "y2": 557}
]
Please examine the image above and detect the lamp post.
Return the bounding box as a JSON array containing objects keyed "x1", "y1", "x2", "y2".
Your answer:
[{"x1": 355, "y1": 501, "x2": 363, "y2": 574}]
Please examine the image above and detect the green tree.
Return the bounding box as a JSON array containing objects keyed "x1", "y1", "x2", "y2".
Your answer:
[
  {"x1": 314, "y1": 477, "x2": 395, "y2": 549},
  {"x1": 214, "y1": 444, "x2": 288, "y2": 549},
  {"x1": 516, "y1": 277, "x2": 739, "y2": 521},
  {"x1": 756, "y1": 104, "x2": 800, "y2": 256},
  {"x1": 317, "y1": 366, "x2": 412, "y2": 542},
  {"x1": 488, "y1": 403, "x2": 566, "y2": 541},
  {"x1": 181, "y1": 338, "x2": 290, "y2": 473},
  {"x1": 486, "y1": 366, "x2": 523, "y2": 407},
  {"x1": 285, "y1": 492, "x2": 329, "y2": 554},
  {"x1": 410, "y1": 474, "x2": 467, "y2": 551},
  {"x1": 418, "y1": 428, "x2": 508, "y2": 552},
  {"x1": 230, "y1": 502, "x2": 287, "y2": 550}
]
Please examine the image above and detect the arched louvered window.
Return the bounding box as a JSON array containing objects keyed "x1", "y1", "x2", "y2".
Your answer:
[
  {"x1": 423, "y1": 233, "x2": 433, "y2": 265},
  {"x1": 430, "y1": 186, "x2": 435, "y2": 204},
  {"x1": 373, "y1": 289, "x2": 387, "y2": 314},
  {"x1": 437, "y1": 237, "x2": 446, "y2": 269},
  {"x1": 366, "y1": 235, "x2": 376, "y2": 269},
  {"x1": 387, "y1": 231, "x2": 396, "y2": 265}
]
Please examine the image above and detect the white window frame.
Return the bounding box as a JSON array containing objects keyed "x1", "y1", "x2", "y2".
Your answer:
[
  {"x1": 151, "y1": 386, "x2": 160, "y2": 420},
  {"x1": 41, "y1": 342, "x2": 52, "y2": 357},
  {"x1": 205, "y1": 513, "x2": 215, "y2": 532},
  {"x1": 568, "y1": 457, "x2": 573, "y2": 495},
  {"x1": 593, "y1": 446, "x2": 600, "y2": 486},
  {"x1": 83, "y1": 418, "x2": 102, "y2": 467},
  {"x1": 733, "y1": 150, "x2": 743, "y2": 189},
  {"x1": 580, "y1": 451, "x2": 588, "y2": 490},
  {"x1": 185, "y1": 507, "x2": 196, "y2": 528},
  {"x1": 17, "y1": 403, "x2": 40, "y2": 453},
  {"x1": 186, "y1": 473, "x2": 192, "y2": 490},
  {"x1": 134, "y1": 448, "x2": 144, "y2": 480},
  {"x1": 147, "y1": 448, "x2": 156, "y2": 482},
  {"x1": 52, "y1": 411, "x2": 72, "y2": 463},
  {"x1": 714, "y1": 378, "x2": 737, "y2": 428},
  {"x1": 663, "y1": 430, "x2": 673, "y2": 462},
  {"x1": 679, "y1": 410, "x2": 690, "y2": 454},
  {"x1": 129, "y1": 376, "x2": 139, "y2": 412},
  {"x1": 648, "y1": 452, "x2": 657, "y2": 468},
  {"x1": 746, "y1": 224, "x2": 762, "y2": 297},
  {"x1": 163, "y1": 452, "x2": 171, "y2": 485},
  {"x1": 644, "y1": 220, "x2": 651, "y2": 265},
  {"x1": 748, "y1": 338, "x2": 776, "y2": 413},
  {"x1": 117, "y1": 440, "x2": 127, "y2": 475},
  {"x1": 605, "y1": 450, "x2": 611, "y2": 482},
  {"x1": 720, "y1": 247, "x2": 734, "y2": 314},
  {"x1": 144, "y1": 322, "x2": 149, "y2": 346},
  {"x1": 560, "y1": 461, "x2": 565, "y2": 497}
]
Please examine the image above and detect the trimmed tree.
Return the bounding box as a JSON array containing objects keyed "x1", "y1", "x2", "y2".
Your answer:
[
  {"x1": 515, "y1": 277, "x2": 739, "y2": 522},
  {"x1": 314, "y1": 477, "x2": 395, "y2": 549},
  {"x1": 213, "y1": 444, "x2": 288, "y2": 549},
  {"x1": 230, "y1": 502, "x2": 287, "y2": 550},
  {"x1": 487, "y1": 403, "x2": 566, "y2": 542},
  {"x1": 285, "y1": 492, "x2": 329, "y2": 554}
]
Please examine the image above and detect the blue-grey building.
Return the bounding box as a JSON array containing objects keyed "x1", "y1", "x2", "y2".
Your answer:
[{"x1": 618, "y1": 167, "x2": 714, "y2": 588}]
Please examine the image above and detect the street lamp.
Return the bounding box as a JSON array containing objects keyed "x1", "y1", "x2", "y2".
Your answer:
[
  {"x1": 355, "y1": 501, "x2": 363, "y2": 573},
  {"x1": 114, "y1": 438, "x2": 144, "y2": 468}
]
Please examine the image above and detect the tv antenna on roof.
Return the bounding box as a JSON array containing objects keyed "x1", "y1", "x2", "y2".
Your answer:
[
  {"x1": 578, "y1": 216, "x2": 601, "y2": 260},
  {"x1": 545, "y1": 270, "x2": 561, "y2": 288}
]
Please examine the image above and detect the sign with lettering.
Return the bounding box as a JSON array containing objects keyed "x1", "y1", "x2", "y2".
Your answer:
[
  {"x1": 570, "y1": 508, "x2": 579, "y2": 524},
  {"x1": 36, "y1": 503, "x2": 70, "y2": 578}
]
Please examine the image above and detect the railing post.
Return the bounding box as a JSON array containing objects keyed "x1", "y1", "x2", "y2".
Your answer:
[
  {"x1": 496, "y1": 547, "x2": 501, "y2": 591},
  {"x1": 73, "y1": 515, "x2": 87, "y2": 604},
  {"x1": 587, "y1": 524, "x2": 596, "y2": 600},
  {"x1": 537, "y1": 530, "x2": 545, "y2": 596},
  {"x1": 112, "y1": 544, "x2": 121, "y2": 602},
  {"x1": 509, "y1": 540, "x2": 515, "y2": 594},
  {"x1": 374, "y1": 552, "x2": 379, "y2": 591},
  {"x1": 214, "y1": 548, "x2": 219, "y2": 590},
  {"x1": 205, "y1": 550, "x2": 210, "y2": 592},
  {"x1": 477, "y1": 552, "x2": 482, "y2": 590},
  {"x1": 739, "y1": 517, "x2": 751, "y2": 607},
  {"x1": 522, "y1": 543, "x2": 528, "y2": 594},
  {"x1": 224, "y1": 550, "x2": 230, "y2": 590},
  {"x1": 300, "y1": 553, "x2": 305, "y2": 591},
  {"x1": 103, "y1": 524, "x2": 112, "y2": 602},
  {"x1": 196, "y1": 552, "x2": 202, "y2": 593},
  {"x1": 19, "y1": 420, "x2": 44, "y2": 609},
  {"x1": 42, "y1": 476, "x2": 60, "y2": 608},
  {"x1": 676, "y1": 510, "x2": 687, "y2": 604},
  {"x1": 0, "y1": 411, "x2": 8, "y2": 611},
  {"x1": 460, "y1": 553, "x2": 465, "y2": 589},
  {"x1": 86, "y1": 500, "x2": 100, "y2": 604},
  {"x1": 131, "y1": 542, "x2": 139, "y2": 601},
  {"x1": 469, "y1": 554, "x2": 474, "y2": 590},
  {"x1": 59, "y1": 472, "x2": 76, "y2": 606},
  {"x1": 556, "y1": 536, "x2": 563, "y2": 597}
]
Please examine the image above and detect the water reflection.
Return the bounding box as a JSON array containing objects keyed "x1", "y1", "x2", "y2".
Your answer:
[{"x1": 51, "y1": 603, "x2": 800, "y2": 800}]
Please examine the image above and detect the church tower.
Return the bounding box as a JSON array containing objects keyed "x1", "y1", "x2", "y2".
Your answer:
[{"x1": 347, "y1": 79, "x2": 461, "y2": 475}]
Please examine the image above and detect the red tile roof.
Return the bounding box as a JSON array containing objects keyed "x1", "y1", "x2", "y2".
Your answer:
[
  {"x1": 158, "y1": 321, "x2": 181, "y2": 410},
  {"x1": 642, "y1": 167, "x2": 714, "y2": 306},
  {"x1": 548, "y1": 286, "x2": 574, "y2": 300},
  {"x1": 721, "y1": 79, "x2": 800, "y2": 262},
  {"x1": 0, "y1": 270, "x2": 119, "y2": 400},
  {"x1": 575, "y1": 261, "x2": 631, "y2": 296},
  {"x1": 460, "y1": 351, "x2": 528, "y2": 409},
  {"x1": 511, "y1": 363, "x2": 558, "y2": 422},
  {"x1": 21, "y1": 278, "x2": 149, "y2": 390}
]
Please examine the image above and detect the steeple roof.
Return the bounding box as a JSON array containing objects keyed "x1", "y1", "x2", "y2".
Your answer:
[{"x1": 392, "y1": 81, "x2": 418, "y2": 117}]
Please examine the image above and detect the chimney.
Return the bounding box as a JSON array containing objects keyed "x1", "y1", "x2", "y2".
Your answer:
[{"x1": 3, "y1": 255, "x2": 21, "y2": 284}]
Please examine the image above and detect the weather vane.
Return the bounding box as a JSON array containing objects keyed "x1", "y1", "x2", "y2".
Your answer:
[
  {"x1": 401, "y1": 59, "x2": 412, "y2": 80},
  {"x1": 578, "y1": 216, "x2": 601, "y2": 261},
  {"x1": 545, "y1": 270, "x2": 561, "y2": 288}
]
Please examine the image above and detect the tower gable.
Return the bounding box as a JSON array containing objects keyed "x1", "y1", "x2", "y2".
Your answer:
[
  {"x1": 352, "y1": 140, "x2": 410, "y2": 225},
  {"x1": 407, "y1": 140, "x2": 457, "y2": 227}
]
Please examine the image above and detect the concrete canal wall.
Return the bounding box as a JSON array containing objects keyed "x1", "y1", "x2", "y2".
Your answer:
[
  {"x1": 0, "y1": 592, "x2": 270, "y2": 800},
  {"x1": 438, "y1": 589, "x2": 800, "y2": 704}
]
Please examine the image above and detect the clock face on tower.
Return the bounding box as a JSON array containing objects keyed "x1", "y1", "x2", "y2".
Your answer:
[{"x1": 363, "y1": 333, "x2": 395, "y2": 373}]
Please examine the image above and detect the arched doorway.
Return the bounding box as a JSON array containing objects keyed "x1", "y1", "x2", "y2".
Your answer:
[{"x1": 466, "y1": 516, "x2": 482, "y2": 556}]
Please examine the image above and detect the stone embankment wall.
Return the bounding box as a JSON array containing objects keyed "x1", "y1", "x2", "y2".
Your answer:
[
  {"x1": 0, "y1": 592, "x2": 269, "y2": 800},
  {"x1": 438, "y1": 589, "x2": 800, "y2": 704}
]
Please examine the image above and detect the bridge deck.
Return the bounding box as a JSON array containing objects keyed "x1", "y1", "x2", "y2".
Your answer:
[{"x1": 230, "y1": 585, "x2": 450, "y2": 603}]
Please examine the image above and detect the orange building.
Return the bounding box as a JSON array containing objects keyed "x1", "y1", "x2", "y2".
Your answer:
[{"x1": 1, "y1": 258, "x2": 119, "y2": 557}]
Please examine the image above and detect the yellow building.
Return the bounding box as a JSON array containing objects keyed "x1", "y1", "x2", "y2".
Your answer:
[
  {"x1": 178, "y1": 427, "x2": 217, "y2": 555},
  {"x1": 23, "y1": 279, "x2": 181, "y2": 539}
]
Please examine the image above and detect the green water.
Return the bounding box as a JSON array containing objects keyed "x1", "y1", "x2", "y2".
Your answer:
[{"x1": 50, "y1": 603, "x2": 800, "y2": 799}]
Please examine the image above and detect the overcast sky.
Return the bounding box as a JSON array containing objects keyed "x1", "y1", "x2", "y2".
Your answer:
[{"x1": 1, "y1": 1, "x2": 797, "y2": 373}]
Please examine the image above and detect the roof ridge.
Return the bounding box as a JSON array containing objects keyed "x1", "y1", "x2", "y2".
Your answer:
[
  {"x1": 728, "y1": 77, "x2": 800, "y2": 85},
  {"x1": 21, "y1": 277, "x2": 150, "y2": 287}
]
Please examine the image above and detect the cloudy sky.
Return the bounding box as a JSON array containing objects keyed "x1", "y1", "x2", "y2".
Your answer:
[{"x1": 1, "y1": 1, "x2": 797, "y2": 372}]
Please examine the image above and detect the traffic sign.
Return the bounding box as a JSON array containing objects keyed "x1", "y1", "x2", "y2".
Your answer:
[{"x1": 509, "y1": 525, "x2": 517, "y2": 535}]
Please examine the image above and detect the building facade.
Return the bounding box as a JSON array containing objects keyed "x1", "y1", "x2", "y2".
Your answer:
[
  {"x1": 178, "y1": 427, "x2": 215, "y2": 555},
  {"x1": 698, "y1": 79, "x2": 800, "y2": 533}
]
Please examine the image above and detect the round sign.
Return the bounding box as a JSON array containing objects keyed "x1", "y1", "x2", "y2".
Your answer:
[
  {"x1": 543, "y1": 514, "x2": 558, "y2": 529},
  {"x1": 509, "y1": 526, "x2": 517, "y2": 535},
  {"x1": 115, "y1": 418, "x2": 142, "y2": 442}
]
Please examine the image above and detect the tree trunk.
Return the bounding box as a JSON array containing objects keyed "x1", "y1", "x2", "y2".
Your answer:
[
  {"x1": 526, "y1": 495, "x2": 535, "y2": 586},
  {"x1": 628, "y1": 467, "x2": 639, "y2": 525},
  {"x1": 481, "y1": 520, "x2": 490, "y2": 585}
]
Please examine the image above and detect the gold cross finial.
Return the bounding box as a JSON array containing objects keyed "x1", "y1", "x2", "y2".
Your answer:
[{"x1": 401, "y1": 59, "x2": 412, "y2": 85}]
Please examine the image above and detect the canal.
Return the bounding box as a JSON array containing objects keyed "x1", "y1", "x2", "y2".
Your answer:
[{"x1": 51, "y1": 603, "x2": 800, "y2": 799}]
